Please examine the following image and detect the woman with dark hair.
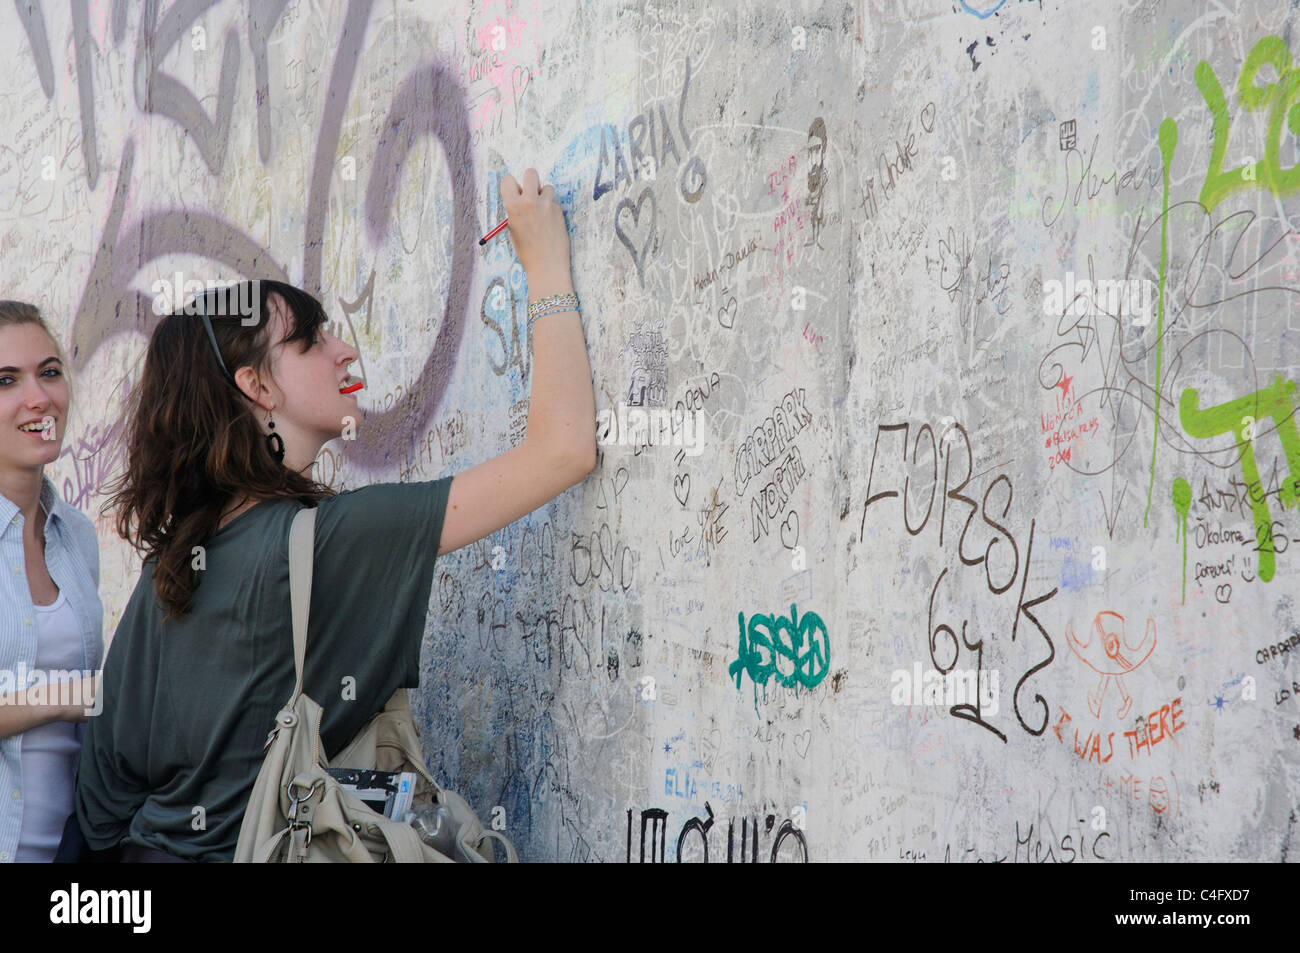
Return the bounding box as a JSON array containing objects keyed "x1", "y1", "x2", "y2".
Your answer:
[
  {"x1": 0, "y1": 301, "x2": 103, "y2": 862},
  {"x1": 75, "y1": 169, "x2": 595, "y2": 861}
]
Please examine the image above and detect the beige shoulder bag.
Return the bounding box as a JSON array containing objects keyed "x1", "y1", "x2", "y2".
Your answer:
[{"x1": 234, "y1": 505, "x2": 518, "y2": 863}]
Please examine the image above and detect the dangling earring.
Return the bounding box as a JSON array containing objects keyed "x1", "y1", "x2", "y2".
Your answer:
[{"x1": 266, "y1": 410, "x2": 285, "y2": 464}]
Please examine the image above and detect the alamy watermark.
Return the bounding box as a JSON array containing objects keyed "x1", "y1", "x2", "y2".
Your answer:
[
  {"x1": 1042, "y1": 271, "x2": 1156, "y2": 327},
  {"x1": 890, "y1": 662, "x2": 999, "y2": 716},
  {"x1": 150, "y1": 273, "x2": 261, "y2": 325},
  {"x1": 50, "y1": 883, "x2": 150, "y2": 933},
  {"x1": 0, "y1": 665, "x2": 100, "y2": 717},
  {"x1": 596, "y1": 403, "x2": 707, "y2": 456}
]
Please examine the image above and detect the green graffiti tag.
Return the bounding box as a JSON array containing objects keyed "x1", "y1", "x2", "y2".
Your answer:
[
  {"x1": 1195, "y1": 34, "x2": 1300, "y2": 211},
  {"x1": 1172, "y1": 477, "x2": 1191, "y2": 603},
  {"x1": 1179, "y1": 375, "x2": 1300, "y2": 582},
  {"x1": 729, "y1": 603, "x2": 829, "y2": 694},
  {"x1": 1144, "y1": 117, "x2": 1178, "y2": 527},
  {"x1": 1148, "y1": 35, "x2": 1300, "y2": 522}
]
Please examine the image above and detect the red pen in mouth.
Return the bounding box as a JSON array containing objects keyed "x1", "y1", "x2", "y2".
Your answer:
[{"x1": 339, "y1": 381, "x2": 364, "y2": 394}]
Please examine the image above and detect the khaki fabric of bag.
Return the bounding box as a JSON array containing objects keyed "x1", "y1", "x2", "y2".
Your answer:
[{"x1": 233, "y1": 505, "x2": 518, "y2": 863}]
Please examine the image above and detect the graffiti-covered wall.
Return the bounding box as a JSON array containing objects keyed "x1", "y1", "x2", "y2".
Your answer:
[{"x1": 5, "y1": 0, "x2": 1299, "y2": 862}]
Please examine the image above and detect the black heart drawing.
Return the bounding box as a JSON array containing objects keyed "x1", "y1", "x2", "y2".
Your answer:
[
  {"x1": 780, "y1": 510, "x2": 799, "y2": 549},
  {"x1": 1214, "y1": 584, "x2": 1231, "y2": 604},
  {"x1": 674, "y1": 472, "x2": 690, "y2": 506},
  {"x1": 718, "y1": 296, "x2": 738, "y2": 329},
  {"x1": 616, "y1": 186, "x2": 657, "y2": 288},
  {"x1": 793, "y1": 729, "x2": 812, "y2": 759}
]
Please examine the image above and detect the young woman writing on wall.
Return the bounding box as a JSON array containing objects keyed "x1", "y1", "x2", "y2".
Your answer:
[{"x1": 75, "y1": 169, "x2": 595, "y2": 861}]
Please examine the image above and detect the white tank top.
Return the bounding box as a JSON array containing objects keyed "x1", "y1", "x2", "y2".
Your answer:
[{"x1": 15, "y1": 589, "x2": 85, "y2": 863}]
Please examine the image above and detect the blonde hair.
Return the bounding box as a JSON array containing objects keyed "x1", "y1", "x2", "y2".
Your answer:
[{"x1": 0, "y1": 299, "x2": 74, "y2": 428}]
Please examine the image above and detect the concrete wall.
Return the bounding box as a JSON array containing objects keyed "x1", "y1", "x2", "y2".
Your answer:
[{"x1": 3, "y1": 0, "x2": 1298, "y2": 861}]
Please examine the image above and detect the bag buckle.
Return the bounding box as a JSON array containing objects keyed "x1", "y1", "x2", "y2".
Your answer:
[
  {"x1": 285, "y1": 777, "x2": 324, "y2": 847},
  {"x1": 288, "y1": 819, "x2": 313, "y2": 849}
]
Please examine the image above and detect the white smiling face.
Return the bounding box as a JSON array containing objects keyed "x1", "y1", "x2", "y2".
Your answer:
[{"x1": 0, "y1": 323, "x2": 68, "y2": 472}]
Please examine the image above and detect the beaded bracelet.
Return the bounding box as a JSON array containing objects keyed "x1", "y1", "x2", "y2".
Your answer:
[
  {"x1": 527, "y1": 292, "x2": 579, "y2": 320},
  {"x1": 530, "y1": 301, "x2": 578, "y2": 316},
  {"x1": 529, "y1": 303, "x2": 579, "y2": 320}
]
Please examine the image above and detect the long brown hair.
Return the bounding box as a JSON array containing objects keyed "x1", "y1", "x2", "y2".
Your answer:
[{"x1": 104, "y1": 280, "x2": 336, "y2": 619}]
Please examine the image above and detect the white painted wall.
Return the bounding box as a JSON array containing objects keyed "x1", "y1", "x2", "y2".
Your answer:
[{"x1": 2, "y1": 0, "x2": 1296, "y2": 861}]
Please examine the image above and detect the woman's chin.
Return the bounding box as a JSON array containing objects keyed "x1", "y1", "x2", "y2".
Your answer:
[{"x1": 12, "y1": 440, "x2": 64, "y2": 467}]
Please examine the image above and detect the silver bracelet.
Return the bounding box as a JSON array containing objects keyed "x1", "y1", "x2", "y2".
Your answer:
[
  {"x1": 527, "y1": 292, "x2": 579, "y2": 320},
  {"x1": 530, "y1": 303, "x2": 578, "y2": 319}
]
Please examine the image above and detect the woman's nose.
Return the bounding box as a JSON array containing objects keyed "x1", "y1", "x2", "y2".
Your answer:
[{"x1": 22, "y1": 378, "x2": 52, "y2": 409}]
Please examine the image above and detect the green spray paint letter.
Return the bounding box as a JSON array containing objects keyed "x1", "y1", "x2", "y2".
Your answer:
[
  {"x1": 1172, "y1": 477, "x2": 1191, "y2": 603},
  {"x1": 1144, "y1": 116, "x2": 1178, "y2": 527},
  {"x1": 1195, "y1": 34, "x2": 1300, "y2": 211},
  {"x1": 1179, "y1": 375, "x2": 1300, "y2": 582},
  {"x1": 729, "y1": 603, "x2": 829, "y2": 693}
]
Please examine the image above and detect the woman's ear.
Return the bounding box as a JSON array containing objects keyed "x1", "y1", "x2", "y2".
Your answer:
[{"x1": 233, "y1": 365, "x2": 267, "y2": 408}]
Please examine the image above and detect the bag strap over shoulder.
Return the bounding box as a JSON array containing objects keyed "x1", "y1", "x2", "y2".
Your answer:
[{"x1": 288, "y1": 506, "x2": 318, "y2": 697}]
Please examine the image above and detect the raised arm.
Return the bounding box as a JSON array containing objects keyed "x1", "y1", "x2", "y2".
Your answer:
[{"x1": 437, "y1": 168, "x2": 596, "y2": 557}]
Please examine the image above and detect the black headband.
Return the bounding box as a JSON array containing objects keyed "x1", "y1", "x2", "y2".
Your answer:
[{"x1": 196, "y1": 297, "x2": 242, "y2": 392}]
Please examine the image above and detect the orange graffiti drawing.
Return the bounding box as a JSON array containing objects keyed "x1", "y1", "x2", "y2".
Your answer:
[{"x1": 1064, "y1": 611, "x2": 1157, "y2": 719}]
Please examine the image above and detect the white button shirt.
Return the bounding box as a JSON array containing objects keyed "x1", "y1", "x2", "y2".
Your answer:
[{"x1": 0, "y1": 475, "x2": 103, "y2": 862}]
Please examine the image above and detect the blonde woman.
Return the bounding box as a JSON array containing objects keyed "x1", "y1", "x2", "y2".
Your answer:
[{"x1": 0, "y1": 301, "x2": 102, "y2": 862}]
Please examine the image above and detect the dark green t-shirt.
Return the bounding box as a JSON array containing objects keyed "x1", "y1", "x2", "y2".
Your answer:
[{"x1": 75, "y1": 477, "x2": 453, "y2": 861}]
